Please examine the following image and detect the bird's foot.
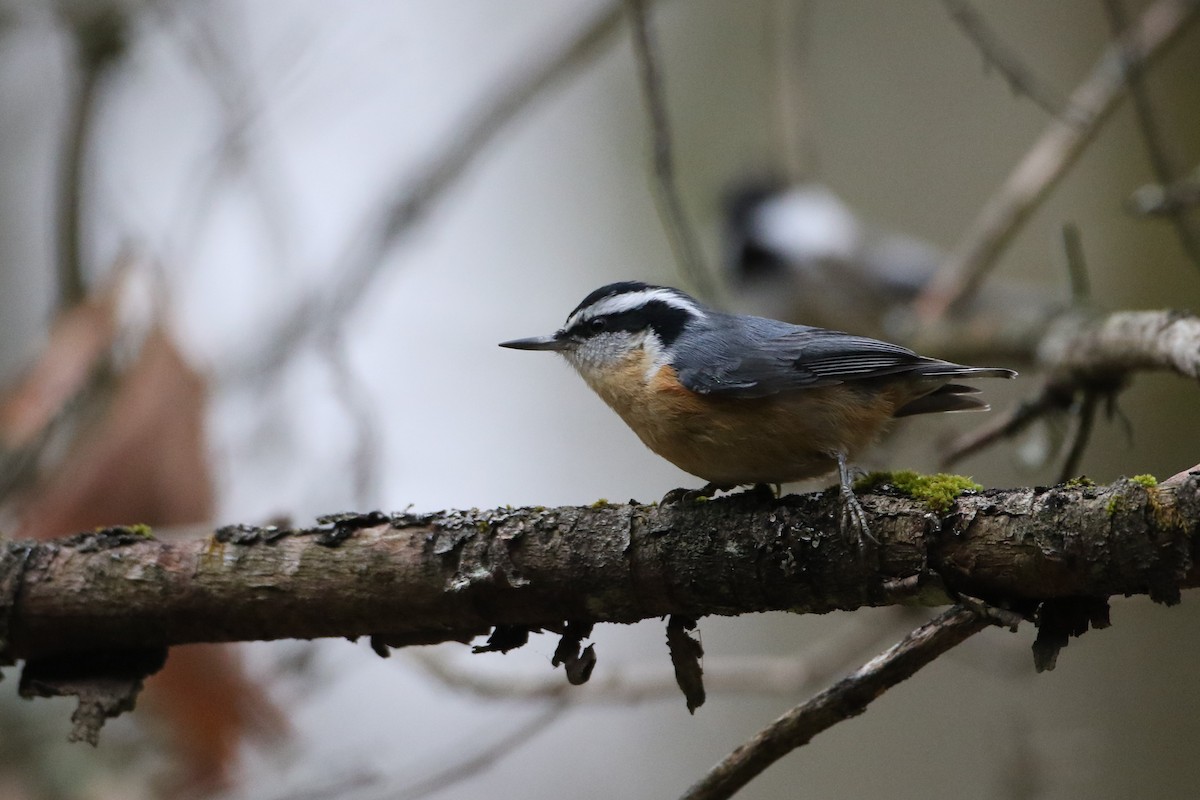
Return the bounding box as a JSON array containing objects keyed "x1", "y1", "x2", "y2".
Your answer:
[
  {"x1": 745, "y1": 483, "x2": 780, "y2": 501},
  {"x1": 839, "y1": 485, "x2": 876, "y2": 544},
  {"x1": 661, "y1": 482, "x2": 723, "y2": 505},
  {"x1": 834, "y1": 451, "x2": 875, "y2": 545}
]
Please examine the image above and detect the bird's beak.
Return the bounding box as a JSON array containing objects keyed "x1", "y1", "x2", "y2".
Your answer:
[{"x1": 498, "y1": 334, "x2": 568, "y2": 352}]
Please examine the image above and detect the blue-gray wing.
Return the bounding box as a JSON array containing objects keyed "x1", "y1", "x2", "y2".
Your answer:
[{"x1": 674, "y1": 320, "x2": 928, "y2": 398}]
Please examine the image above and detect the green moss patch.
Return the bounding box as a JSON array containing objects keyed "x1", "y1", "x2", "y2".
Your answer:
[
  {"x1": 1106, "y1": 496, "x2": 1125, "y2": 517},
  {"x1": 854, "y1": 470, "x2": 982, "y2": 513}
]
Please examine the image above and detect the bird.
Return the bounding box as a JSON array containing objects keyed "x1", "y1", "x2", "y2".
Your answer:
[
  {"x1": 722, "y1": 180, "x2": 1063, "y2": 350},
  {"x1": 723, "y1": 181, "x2": 941, "y2": 333},
  {"x1": 499, "y1": 281, "x2": 1015, "y2": 534}
]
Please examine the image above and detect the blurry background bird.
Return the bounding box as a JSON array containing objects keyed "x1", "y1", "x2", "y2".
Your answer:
[{"x1": 724, "y1": 179, "x2": 1067, "y2": 363}]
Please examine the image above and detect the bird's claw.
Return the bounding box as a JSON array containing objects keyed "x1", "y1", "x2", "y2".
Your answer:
[
  {"x1": 840, "y1": 486, "x2": 876, "y2": 545},
  {"x1": 661, "y1": 483, "x2": 721, "y2": 505}
]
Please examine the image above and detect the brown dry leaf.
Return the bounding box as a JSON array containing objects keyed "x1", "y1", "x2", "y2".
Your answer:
[
  {"x1": 4, "y1": 300, "x2": 285, "y2": 792},
  {"x1": 144, "y1": 644, "x2": 286, "y2": 795},
  {"x1": 0, "y1": 287, "x2": 118, "y2": 450},
  {"x1": 13, "y1": 327, "x2": 211, "y2": 538}
]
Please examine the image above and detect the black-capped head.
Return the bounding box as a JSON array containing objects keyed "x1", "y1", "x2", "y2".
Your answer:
[{"x1": 498, "y1": 282, "x2": 706, "y2": 370}]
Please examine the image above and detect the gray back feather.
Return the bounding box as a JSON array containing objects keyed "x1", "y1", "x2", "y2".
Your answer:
[{"x1": 673, "y1": 311, "x2": 1013, "y2": 398}]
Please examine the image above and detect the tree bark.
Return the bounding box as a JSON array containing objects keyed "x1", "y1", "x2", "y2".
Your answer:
[{"x1": 1, "y1": 471, "x2": 1196, "y2": 662}]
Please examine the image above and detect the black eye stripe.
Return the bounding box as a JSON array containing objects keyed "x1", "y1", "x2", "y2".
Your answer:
[{"x1": 568, "y1": 300, "x2": 690, "y2": 346}]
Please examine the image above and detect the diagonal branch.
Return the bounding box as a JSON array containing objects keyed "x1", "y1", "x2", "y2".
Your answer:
[
  {"x1": 915, "y1": 0, "x2": 1200, "y2": 321},
  {"x1": 229, "y1": 1, "x2": 635, "y2": 381},
  {"x1": 941, "y1": 0, "x2": 1066, "y2": 116},
  {"x1": 1102, "y1": 0, "x2": 1200, "y2": 269},
  {"x1": 680, "y1": 606, "x2": 990, "y2": 800}
]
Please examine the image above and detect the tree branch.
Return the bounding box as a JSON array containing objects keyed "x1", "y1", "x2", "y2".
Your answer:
[
  {"x1": 680, "y1": 606, "x2": 989, "y2": 800},
  {"x1": 2, "y1": 471, "x2": 1198, "y2": 662},
  {"x1": 942, "y1": 309, "x2": 1200, "y2": 466},
  {"x1": 1103, "y1": 0, "x2": 1200, "y2": 270},
  {"x1": 941, "y1": 0, "x2": 1066, "y2": 116},
  {"x1": 626, "y1": 0, "x2": 716, "y2": 299},
  {"x1": 56, "y1": 7, "x2": 127, "y2": 310},
  {"x1": 1034, "y1": 308, "x2": 1200, "y2": 379}
]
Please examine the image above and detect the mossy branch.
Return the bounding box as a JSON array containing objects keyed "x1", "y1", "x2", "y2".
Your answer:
[{"x1": 1, "y1": 471, "x2": 1197, "y2": 664}]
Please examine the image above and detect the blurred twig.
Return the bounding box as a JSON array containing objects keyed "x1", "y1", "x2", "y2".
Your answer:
[
  {"x1": 1061, "y1": 222, "x2": 1090, "y2": 301},
  {"x1": 768, "y1": 0, "x2": 818, "y2": 182},
  {"x1": 319, "y1": 335, "x2": 380, "y2": 508},
  {"x1": 625, "y1": 0, "x2": 717, "y2": 299},
  {"x1": 230, "y1": 1, "x2": 634, "y2": 382},
  {"x1": 271, "y1": 701, "x2": 568, "y2": 800},
  {"x1": 681, "y1": 606, "x2": 992, "y2": 800},
  {"x1": 1103, "y1": 0, "x2": 1200, "y2": 270},
  {"x1": 942, "y1": 0, "x2": 1067, "y2": 116},
  {"x1": 56, "y1": 7, "x2": 127, "y2": 310},
  {"x1": 916, "y1": 0, "x2": 1200, "y2": 322},
  {"x1": 147, "y1": 1, "x2": 310, "y2": 278},
  {"x1": 390, "y1": 702, "x2": 568, "y2": 800},
  {"x1": 1057, "y1": 390, "x2": 1100, "y2": 483},
  {"x1": 942, "y1": 381, "x2": 1075, "y2": 467}
]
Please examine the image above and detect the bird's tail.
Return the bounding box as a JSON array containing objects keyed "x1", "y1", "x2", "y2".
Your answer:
[
  {"x1": 894, "y1": 360, "x2": 1017, "y2": 417},
  {"x1": 894, "y1": 383, "x2": 992, "y2": 416},
  {"x1": 915, "y1": 360, "x2": 1017, "y2": 381}
]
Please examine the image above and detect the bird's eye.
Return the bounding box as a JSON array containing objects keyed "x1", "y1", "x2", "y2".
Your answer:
[{"x1": 589, "y1": 318, "x2": 607, "y2": 332}]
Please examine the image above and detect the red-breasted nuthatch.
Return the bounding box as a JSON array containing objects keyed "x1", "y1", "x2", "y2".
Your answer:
[{"x1": 500, "y1": 281, "x2": 1015, "y2": 529}]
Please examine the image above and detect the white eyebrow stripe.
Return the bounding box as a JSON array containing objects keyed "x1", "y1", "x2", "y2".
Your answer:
[{"x1": 567, "y1": 288, "x2": 704, "y2": 328}]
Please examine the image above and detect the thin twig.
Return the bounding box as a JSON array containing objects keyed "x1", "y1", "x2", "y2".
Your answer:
[
  {"x1": 56, "y1": 8, "x2": 127, "y2": 310},
  {"x1": 147, "y1": 1, "x2": 308, "y2": 279},
  {"x1": 228, "y1": 1, "x2": 633, "y2": 382},
  {"x1": 391, "y1": 702, "x2": 569, "y2": 800},
  {"x1": 769, "y1": 0, "x2": 818, "y2": 181},
  {"x1": 269, "y1": 701, "x2": 568, "y2": 800},
  {"x1": 1057, "y1": 390, "x2": 1099, "y2": 482},
  {"x1": 1103, "y1": 0, "x2": 1200, "y2": 270},
  {"x1": 915, "y1": 0, "x2": 1200, "y2": 322},
  {"x1": 943, "y1": 381, "x2": 1075, "y2": 467},
  {"x1": 625, "y1": 0, "x2": 717, "y2": 299},
  {"x1": 942, "y1": 0, "x2": 1066, "y2": 116},
  {"x1": 680, "y1": 607, "x2": 992, "y2": 800},
  {"x1": 319, "y1": 335, "x2": 381, "y2": 508},
  {"x1": 57, "y1": 61, "x2": 99, "y2": 310},
  {"x1": 1061, "y1": 222, "x2": 1090, "y2": 302}
]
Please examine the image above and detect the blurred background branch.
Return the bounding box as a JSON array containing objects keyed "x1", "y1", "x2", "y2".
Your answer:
[
  {"x1": 626, "y1": 0, "x2": 716, "y2": 299},
  {"x1": 915, "y1": 0, "x2": 1200, "y2": 321},
  {"x1": 228, "y1": 0, "x2": 636, "y2": 382},
  {"x1": 941, "y1": 0, "x2": 1067, "y2": 116}
]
